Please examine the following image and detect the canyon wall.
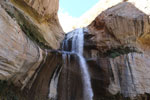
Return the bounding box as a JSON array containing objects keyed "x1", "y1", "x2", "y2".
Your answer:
[
  {"x1": 0, "y1": 0, "x2": 150, "y2": 100},
  {"x1": 86, "y1": 2, "x2": 150, "y2": 100},
  {"x1": 57, "y1": 1, "x2": 150, "y2": 100},
  {"x1": 0, "y1": 5, "x2": 43, "y2": 88},
  {"x1": 53, "y1": 2, "x2": 150, "y2": 100},
  {"x1": 0, "y1": 0, "x2": 64, "y2": 98},
  {"x1": 0, "y1": 0, "x2": 64, "y2": 49}
]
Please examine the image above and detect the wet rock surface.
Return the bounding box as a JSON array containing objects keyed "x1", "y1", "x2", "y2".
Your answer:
[{"x1": 26, "y1": 51, "x2": 63, "y2": 100}]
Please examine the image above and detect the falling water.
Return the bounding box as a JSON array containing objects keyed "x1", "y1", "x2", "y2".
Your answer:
[{"x1": 63, "y1": 28, "x2": 93, "y2": 100}]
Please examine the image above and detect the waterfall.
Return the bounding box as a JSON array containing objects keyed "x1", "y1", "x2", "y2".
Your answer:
[{"x1": 63, "y1": 28, "x2": 93, "y2": 100}]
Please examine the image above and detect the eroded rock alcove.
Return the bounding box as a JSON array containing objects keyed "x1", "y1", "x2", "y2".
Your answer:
[{"x1": 0, "y1": 0, "x2": 150, "y2": 100}]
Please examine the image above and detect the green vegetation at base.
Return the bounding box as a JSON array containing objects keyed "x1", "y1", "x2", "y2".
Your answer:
[{"x1": 104, "y1": 46, "x2": 140, "y2": 58}]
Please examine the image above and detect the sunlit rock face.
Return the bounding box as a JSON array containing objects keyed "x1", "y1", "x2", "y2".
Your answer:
[
  {"x1": 0, "y1": 0, "x2": 64, "y2": 99},
  {"x1": 0, "y1": 0, "x2": 64, "y2": 49},
  {"x1": 22, "y1": 0, "x2": 59, "y2": 17},
  {"x1": 0, "y1": 0, "x2": 64, "y2": 90},
  {"x1": 60, "y1": 0, "x2": 150, "y2": 33},
  {"x1": 88, "y1": 2, "x2": 150, "y2": 52},
  {"x1": 0, "y1": 5, "x2": 43, "y2": 87}
]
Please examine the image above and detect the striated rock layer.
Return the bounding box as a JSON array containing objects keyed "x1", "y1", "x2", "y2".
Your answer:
[
  {"x1": 0, "y1": 5, "x2": 43, "y2": 88},
  {"x1": 1, "y1": 0, "x2": 150, "y2": 100},
  {"x1": 0, "y1": 0, "x2": 64, "y2": 98},
  {"x1": 85, "y1": 2, "x2": 150, "y2": 100},
  {"x1": 54, "y1": 2, "x2": 150, "y2": 100},
  {"x1": 88, "y1": 2, "x2": 150, "y2": 52},
  {"x1": 0, "y1": 0, "x2": 64, "y2": 49}
]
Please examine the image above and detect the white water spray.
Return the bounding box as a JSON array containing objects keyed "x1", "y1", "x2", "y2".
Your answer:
[{"x1": 71, "y1": 28, "x2": 93, "y2": 100}]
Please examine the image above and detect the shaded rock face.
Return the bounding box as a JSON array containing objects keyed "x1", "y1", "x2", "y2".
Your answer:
[
  {"x1": 57, "y1": 54, "x2": 84, "y2": 100},
  {"x1": 24, "y1": 50, "x2": 85, "y2": 100},
  {"x1": 26, "y1": 51, "x2": 63, "y2": 100}
]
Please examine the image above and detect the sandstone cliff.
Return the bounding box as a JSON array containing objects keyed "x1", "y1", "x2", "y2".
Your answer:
[
  {"x1": 0, "y1": 0, "x2": 64, "y2": 49},
  {"x1": 86, "y1": 2, "x2": 150, "y2": 99},
  {"x1": 57, "y1": 1, "x2": 150, "y2": 100},
  {"x1": 0, "y1": 0, "x2": 150, "y2": 100},
  {"x1": 0, "y1": 0, "x2": 64, "y2": 99},
  {"x1": 60, "y1": 0, "x2": 150, "y2": 33}
]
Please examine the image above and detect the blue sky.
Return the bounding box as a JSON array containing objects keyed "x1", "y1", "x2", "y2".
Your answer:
[{"x1": 59, "y1": 0, "x2": 99, "y2": 17}]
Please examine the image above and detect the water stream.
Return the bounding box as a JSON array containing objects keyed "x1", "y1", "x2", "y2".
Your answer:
[{"x1": 62, "y1": 28, "x2": 93, "y2": 100}]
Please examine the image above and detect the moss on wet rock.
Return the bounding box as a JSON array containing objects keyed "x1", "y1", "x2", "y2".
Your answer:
[
  {"x1": 0, "y1": 80, "x2": 25, "y2": 100},
  {"x1": 104, "y1": 46, "x2": 139, "y2": 58}
]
